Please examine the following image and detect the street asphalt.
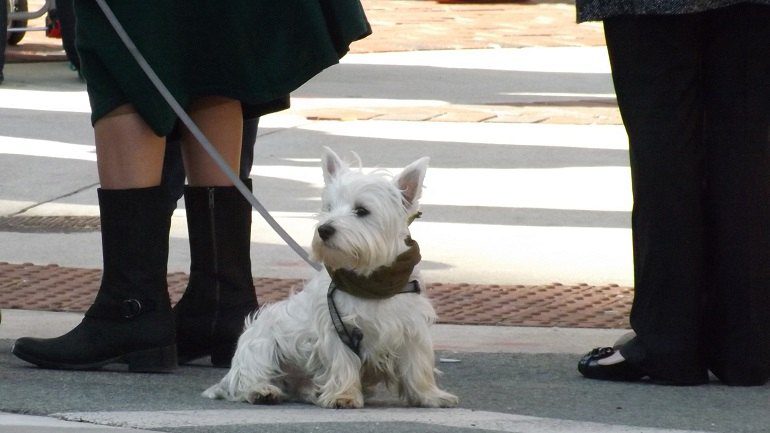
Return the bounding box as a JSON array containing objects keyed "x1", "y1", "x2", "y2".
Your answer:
[{"x1": 1, "y1": 45, "x2": 769, "y2": 432}]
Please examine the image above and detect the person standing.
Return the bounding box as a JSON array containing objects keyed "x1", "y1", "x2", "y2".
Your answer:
[
  {"x1": 12, "y1": 1, "x2": 370, "y2": 372},
  {"x1": 576, "y1": 1, "x2": 770, "y2": 386}
]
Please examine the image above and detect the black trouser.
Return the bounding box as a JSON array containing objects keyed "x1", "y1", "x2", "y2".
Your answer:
[{"x1": 604, "y1": 4, "x2": 770, "y2": 385}]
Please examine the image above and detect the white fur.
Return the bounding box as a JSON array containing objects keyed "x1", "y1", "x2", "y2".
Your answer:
[{"x1": 203, "y1": 147, "x2": 458, "y2": 409}]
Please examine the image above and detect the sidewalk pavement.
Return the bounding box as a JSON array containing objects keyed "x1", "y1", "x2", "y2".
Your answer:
[
  {"x1": 4, "y1": 311, "x2": 770, "y2": 433},
  {"x1": 4, "y1": 1, "x2": 768, "y2": 432}
]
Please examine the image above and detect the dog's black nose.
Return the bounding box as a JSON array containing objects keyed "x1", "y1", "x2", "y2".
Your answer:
[{"x1": 317, "y1": 224, "x2": 336, "y2": 241}]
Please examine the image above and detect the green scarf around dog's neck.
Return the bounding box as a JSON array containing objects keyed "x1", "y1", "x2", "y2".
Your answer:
[{"x1": 327, "y1": 237, "x2": 421, "y2": 299}]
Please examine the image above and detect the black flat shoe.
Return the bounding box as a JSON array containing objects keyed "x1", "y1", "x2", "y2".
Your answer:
[{"x1": 578, "y1": 347, "x2": 646, "y2": 382}]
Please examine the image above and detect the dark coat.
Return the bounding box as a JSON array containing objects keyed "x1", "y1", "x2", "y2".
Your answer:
[
  {"x1": 73, "y1": 0, "x2": 371, "y2": 136},
  {"x1": 576, "y1": 0, "x2": 770, "y2": 22}
]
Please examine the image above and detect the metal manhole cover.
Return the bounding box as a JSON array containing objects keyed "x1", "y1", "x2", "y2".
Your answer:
[{"x1": 0, "y1": 216, "x2": 101, "y2": 233}]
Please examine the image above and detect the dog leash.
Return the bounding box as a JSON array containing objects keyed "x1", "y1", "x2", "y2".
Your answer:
[
  {"x1": 327, "y1": 279, "x2": 422, "y2": 357},
  {"x1": 326, "y1": 284, "x2": 364, "y2": 356},
  {"x1": 94, "y1": 0, "x2": 322, "y2": 271}
]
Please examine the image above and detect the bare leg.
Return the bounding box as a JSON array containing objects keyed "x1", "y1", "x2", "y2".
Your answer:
[
  {"x1": 180, "y1": 96, "x2": 243, "y2": 186},
  {"x1": 95, "y1": 104, "x2": 166, "y2": 189},
  {"x1": 174, "y1": 96, "x2": 253, "y2": 368}
]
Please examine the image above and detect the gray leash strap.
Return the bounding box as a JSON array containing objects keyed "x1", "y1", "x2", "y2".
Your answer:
[
  {"x1": 327, "y1": 282, "x2": 363, "y2": 357},
  {"x1": 327, "y1": 279, "x2": 422, "y2": 358},
  {"x1": 93, "y1": 0, "x2": 322, "y2": 271}
]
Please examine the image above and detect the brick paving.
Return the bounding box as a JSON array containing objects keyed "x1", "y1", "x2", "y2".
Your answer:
[
  {"x1": 352, "y1": 0, "x2": 604, "y2": 53},
  {"x1": 0, "y1": 262, "x2": 632, "y2": 329},
  {"x1": 301, "y1": 101, "x2": 621, "y2": 125}
]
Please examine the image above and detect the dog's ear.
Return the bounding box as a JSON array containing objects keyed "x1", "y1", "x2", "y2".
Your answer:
[
  {"x1": 322, "y1": 146, "x2": 348, "y2": 183},
  {"x1": 395, "y1": 157, "x2": 429, "y2": 209}
]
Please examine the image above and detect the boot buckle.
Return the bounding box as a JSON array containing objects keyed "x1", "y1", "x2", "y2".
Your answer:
[{"x1": 120, "y1": 299, "x2": 143, "y2": 318}]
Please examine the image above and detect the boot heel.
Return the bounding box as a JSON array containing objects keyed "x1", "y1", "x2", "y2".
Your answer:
[
  {"x1": 210, "y1": 343, "x2": 236, "y2": 368},
  {"x1": 125, "y1": 344, "x2": 178, "y2": 373}
]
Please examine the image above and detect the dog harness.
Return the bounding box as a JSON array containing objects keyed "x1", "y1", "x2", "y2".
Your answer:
[{"x1": 327, "y1": 232, "x2": 423, "y2": 356}]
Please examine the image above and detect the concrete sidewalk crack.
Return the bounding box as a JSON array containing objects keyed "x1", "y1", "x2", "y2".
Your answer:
[{"x1": 10, "y1": 182, "x2": 100, "y2": 217}]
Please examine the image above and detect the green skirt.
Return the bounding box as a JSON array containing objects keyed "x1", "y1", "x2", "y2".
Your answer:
[{"x1": 74, "y1": 0, "x2": 371, "y2": 136}]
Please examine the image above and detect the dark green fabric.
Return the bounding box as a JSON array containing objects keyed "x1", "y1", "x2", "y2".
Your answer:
[
  {"x1": 328, "y1": 238, "x2": 422, "y2": 300},
  {"x1": 73, "y1": 0, "x2": 371, "y2": 136}
]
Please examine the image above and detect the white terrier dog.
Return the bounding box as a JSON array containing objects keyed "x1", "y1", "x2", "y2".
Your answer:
[{"x1": 203, "y1": 147, "x2": 458, "y2": 409}]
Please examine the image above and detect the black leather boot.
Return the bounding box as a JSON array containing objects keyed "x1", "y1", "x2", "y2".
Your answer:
[
  {"x1": 12, "y1": 187, "x2": 177, "y2": 372},
  {"x1": 174, "y1": 181, "x2": 258, "y2": 367}
]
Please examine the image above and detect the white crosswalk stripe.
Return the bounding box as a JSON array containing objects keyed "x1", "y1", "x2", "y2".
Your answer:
[{"x1": 53, "y1": 408, "x2": 708, "y2": 433}]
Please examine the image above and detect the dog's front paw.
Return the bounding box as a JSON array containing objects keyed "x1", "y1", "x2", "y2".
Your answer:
[
  {"x1": 202, "y1": 383, "x2": 225, "y2": 400},
  {"x1": 247, "y1": 385, "x2": 285, "y2": 405},
  {"x1": 435, "y1": 392, "x2": 460, "y2": 408},
  {"x1": 317, "y1": 393, "x2": 364, "y2": 409},
  {"x1": 413, "y1": 390, "x2": 459, "y2": 408},
  {"x1": 333, "y1": 397, "x2": 364, "y2": 409}
]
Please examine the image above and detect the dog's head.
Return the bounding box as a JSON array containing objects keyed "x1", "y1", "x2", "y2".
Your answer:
[{"x1": 311, "y1": 147, "x2": 428, "y2": 275}]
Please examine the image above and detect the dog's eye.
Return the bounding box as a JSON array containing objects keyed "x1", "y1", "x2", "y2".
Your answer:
[{"x1": 354, "y1": 206, "x2": 370, "y2": 217}]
